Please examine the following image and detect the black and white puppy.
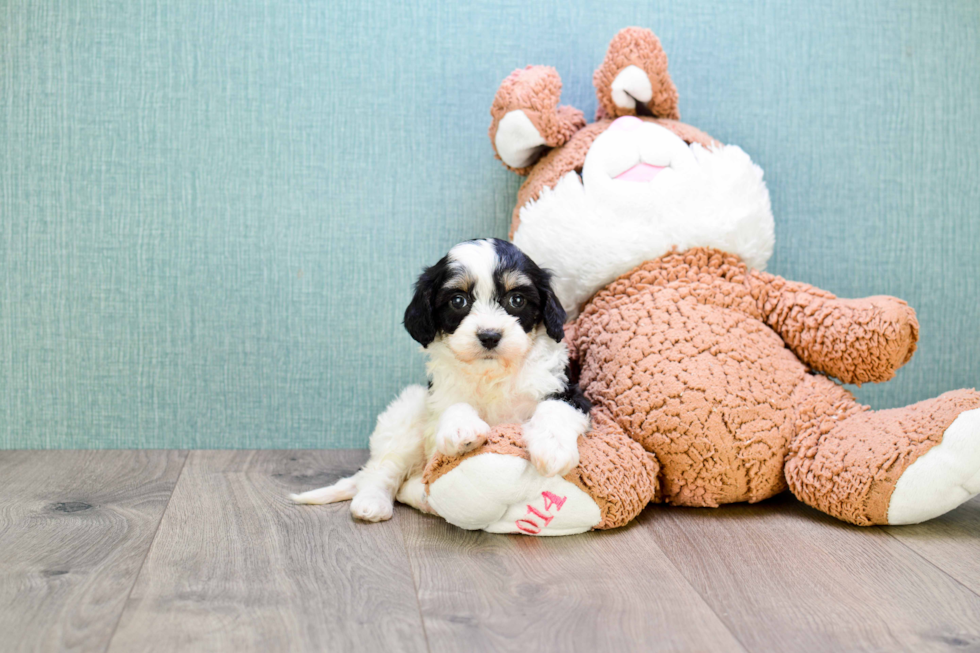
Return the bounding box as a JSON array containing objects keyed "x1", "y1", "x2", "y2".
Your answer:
[{"x1": 290, "y1": 238, "x2": 591, "y2": 521}]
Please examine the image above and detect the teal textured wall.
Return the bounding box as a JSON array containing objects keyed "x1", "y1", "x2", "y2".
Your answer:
[{"x1": 1, "y1": 0, "x2": 978, "y2": 449}]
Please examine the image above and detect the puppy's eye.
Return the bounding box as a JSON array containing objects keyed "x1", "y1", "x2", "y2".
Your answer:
[
  {"x1": 450, "y1": 294, "x2": 468, "y2": 311},
  {"x1": 508, "y1": 294, "x2": 526, "y2": 309}
]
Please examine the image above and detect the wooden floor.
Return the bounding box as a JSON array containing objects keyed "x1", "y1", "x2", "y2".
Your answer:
[{"x1": 2, "y1": 451, "x2": 979, "y2": 653}]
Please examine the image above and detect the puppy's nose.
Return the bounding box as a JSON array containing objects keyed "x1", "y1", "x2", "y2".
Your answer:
[{"x1": 477, "y1": 330, "x2": 502, "y2": 350}]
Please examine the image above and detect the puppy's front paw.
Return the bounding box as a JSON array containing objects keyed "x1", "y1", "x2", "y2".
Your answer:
[
  {"x1": 526, "y1": 428, "x2": 580, "y2": 477},
  {"x1": 524, "y1": 401, "x2": 589, "y2": 477},
  {"x1": 436, "y1": 403, "x2": 491, "y2": 457},
  {"x1": 350, "y1": 489, "x2": 394, "y2": 522}
]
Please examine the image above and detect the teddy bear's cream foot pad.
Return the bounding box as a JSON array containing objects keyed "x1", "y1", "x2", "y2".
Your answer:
[
  {"x1": 888, "y1": 408, "x2": 980, "y2": 525},
  {"x1": 426, "y1": 453, "x2": 601, "y2": 536}
]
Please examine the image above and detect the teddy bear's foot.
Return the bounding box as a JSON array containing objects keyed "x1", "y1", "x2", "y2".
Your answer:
[
  {"x1": 888, "y1": 408, "x2": 980, "y2": 524},
  {"x1": 395, "y1": 473, "x2": 437, "y2": 515},
  {"x1": 426, "y1": 450, "x2": 602, "y2": 535},
  {"x1": 423, "y1": 416, "x2": 659, "y2": 535},
  {"x1": 489, "y1": 66, "x2": 586, "y2": 173},
  {"x1": 423, "y1": 424, "x2": 602, "y2": 535},
  {"x1": 592, "y1": 27, "x2": 680, "y2": 121},
  {"x1": 786, "y1": 376, "x2": 980, "y2": 526}
]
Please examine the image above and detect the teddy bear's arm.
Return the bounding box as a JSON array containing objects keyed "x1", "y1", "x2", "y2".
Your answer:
[{"x1": 749, "y1": 270, "x2": 919, "y2": 385}]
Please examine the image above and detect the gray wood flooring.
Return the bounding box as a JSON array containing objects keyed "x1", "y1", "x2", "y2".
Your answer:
[{"x1": 1, "y1": 450, "x2": 978, "y2": 653}]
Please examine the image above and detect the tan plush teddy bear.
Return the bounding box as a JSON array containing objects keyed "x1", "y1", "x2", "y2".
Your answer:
[{"x1": 421, "y1": 27, "x2": 980, "y2": 535}]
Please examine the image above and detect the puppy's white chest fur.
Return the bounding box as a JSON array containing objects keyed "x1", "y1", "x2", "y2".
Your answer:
[{"x1": 423, "y1": 326, "x2": 568, "y2": 455}]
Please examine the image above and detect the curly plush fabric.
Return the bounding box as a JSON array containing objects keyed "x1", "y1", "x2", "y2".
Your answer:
[
  {"x1": 564, "y1": 410, "x2": 659, "y2": 529},
  {"x1": 592, "y1": 27, "x2": 680, "y2": 121},
  {"x1": 424, "y1": 247, "x2": 980, "y2": 529},
  {"x1": 750, "y1": 272, "x2": 919, "y2": 385},
  {"x1": 565, "y1": 246, "x2": 975, "y2": 522},
  {"x1": 574, "y1": 248, "x2": 804, "y2": 506}
]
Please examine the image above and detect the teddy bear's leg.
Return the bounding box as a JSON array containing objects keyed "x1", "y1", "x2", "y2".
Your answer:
[
  {"x1": 423, "y1": 411, "x2": 659, "y2": 535},
  {"x1": 489, "y1": 66, "x2": 586, "y2": 174},
  {"x1": 572, "y1": 410, "x2": 661, "y2": 527},
  {"x1": 592, "y1": 27, "x2": 680, "y2": 121},
  {"x1": 785, "y1": 374, "x2": 980, "y2": 526}
]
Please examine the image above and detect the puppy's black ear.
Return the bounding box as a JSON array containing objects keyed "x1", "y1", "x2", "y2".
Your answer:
[
  {"x1": 403, "y1": 267, "x2": 439, "y2": 347},
  {"x1": 538, "y1": 273, "x2": 567, "y2": 343}
]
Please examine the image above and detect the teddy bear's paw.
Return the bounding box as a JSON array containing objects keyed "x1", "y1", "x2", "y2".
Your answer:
[
  {"x1": 435, "y1": 403, "x2": 491, "y2": 457},
  {"x1": 426, "y1": 453, "x2": 601, "y2": 535},
  {"x1": 888, "y1": 408, "x2": 980, "y2": 525}
]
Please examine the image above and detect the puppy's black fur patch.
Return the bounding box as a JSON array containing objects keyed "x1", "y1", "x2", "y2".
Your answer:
[
  {"x1": 490, "y1": 239, "x2": 566, "y2": 342},
  {"x1": 547, "y1": 379, "x2": 592, "y2": 414},
  {"x1": 403, "y1": 254, "x2": 452, "y2": 347}
]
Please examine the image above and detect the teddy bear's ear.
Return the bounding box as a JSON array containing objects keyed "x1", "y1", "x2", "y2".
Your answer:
[
  {"x1": 489, "y1": 66, "x2": 587, "y2": 175},
  {"x1": 593, "y1": 27, "x2": 680, "y2": 121}
]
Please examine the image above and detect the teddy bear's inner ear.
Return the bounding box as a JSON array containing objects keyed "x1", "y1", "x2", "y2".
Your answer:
[
  {"x1": 489, "y1": 66, "x2": 587, "y2": 176},
  {"x1": 593, "y1": 28, "x2": 680, "y2": 121},
  {"x1": 494, "y1": 110, "x2": 548, "y2": 170}
]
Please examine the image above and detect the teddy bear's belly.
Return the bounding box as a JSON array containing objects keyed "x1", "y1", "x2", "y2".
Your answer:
[{"x1": 578, "y1": 293, "x2": 808, "y2": 507}]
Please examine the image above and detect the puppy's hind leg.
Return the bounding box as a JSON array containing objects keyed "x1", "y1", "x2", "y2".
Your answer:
[
  {"x1": 290, "y1": 384, "x2": 429, "y2": 522},
  {"x1": 350, "y1": 384, "x2": 429, "y2": 522},
  {"x1": 290, "y1": 385, "x2": 429, "y2": 519}
]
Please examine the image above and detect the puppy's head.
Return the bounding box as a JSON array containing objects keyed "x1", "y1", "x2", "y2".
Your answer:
[{"x1": 403, "y1": 239, "x2": 565, "y2": 363}]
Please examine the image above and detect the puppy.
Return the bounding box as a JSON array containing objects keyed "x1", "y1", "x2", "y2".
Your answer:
[{"x1": 290, "y1": 238, "x2": 591, "y2": 522}]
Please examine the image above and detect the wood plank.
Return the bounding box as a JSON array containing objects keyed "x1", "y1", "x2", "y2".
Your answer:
[
  {"x1": 399, "y1": 505, "x2": 745, "y2": 653},
  {"x1": 0, "y1": 450, "x2": 187, "y2": 653},
  {"x1": 643, "y1": 493, "x2": 980, "y2": 652},
  {"x1": 107, "y1": 450, "x2": 428, "y2": 653},
  {"x1": 884, "y1": 495, "x2": 980, "y2": 596}
]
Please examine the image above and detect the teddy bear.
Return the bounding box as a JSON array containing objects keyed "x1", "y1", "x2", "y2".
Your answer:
[{"x1": 420, "y1": 27, "x2": 980, "y2": 535}]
